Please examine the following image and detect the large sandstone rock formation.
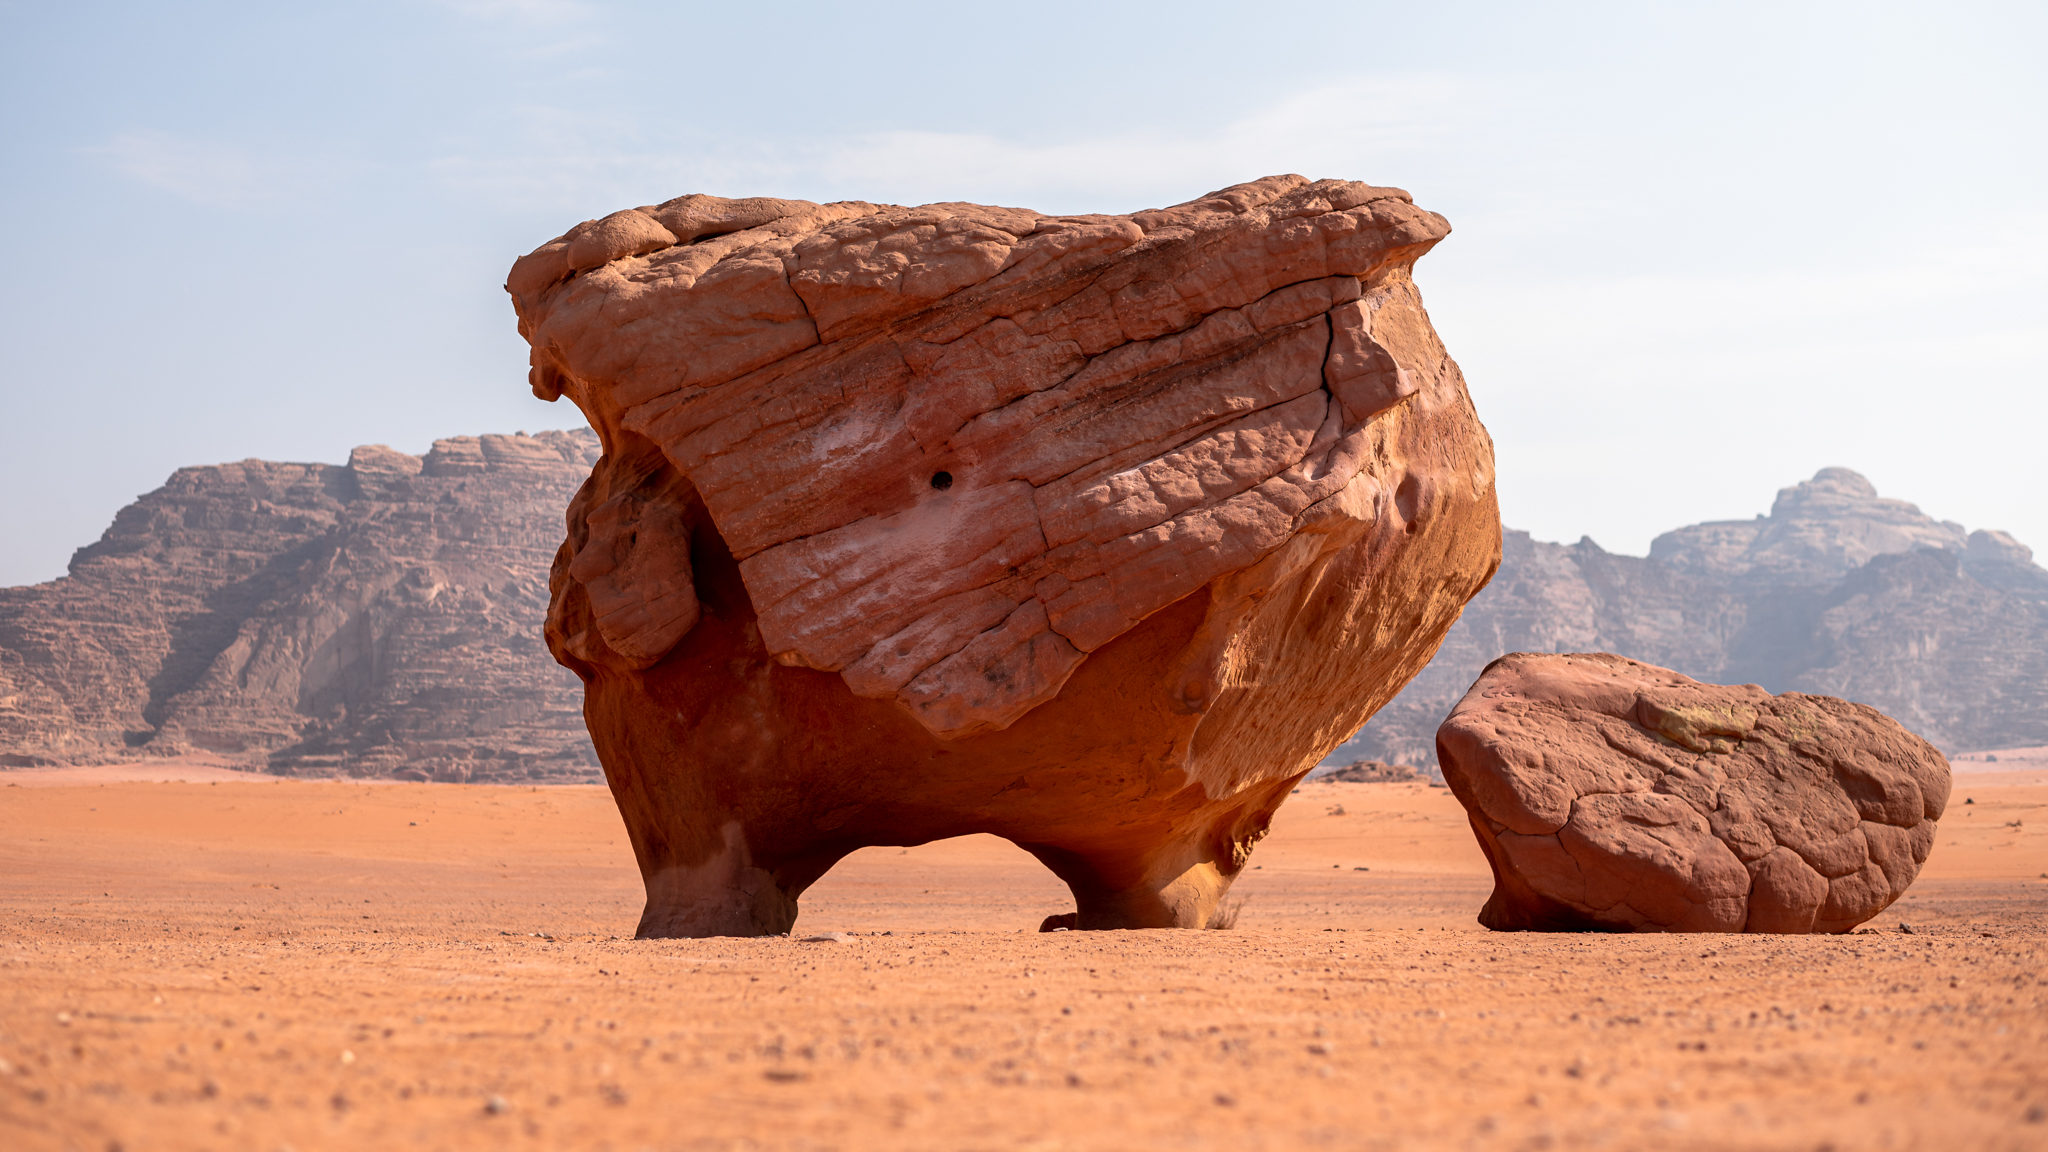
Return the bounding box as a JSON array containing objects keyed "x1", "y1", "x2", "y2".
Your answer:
[
  {"x1": 1440, "y1": 653, "x2": 1951, "y2": 933},
  {"x1": 0, "y1": 432, "x2": 602, "y2": 781},
  {"x1": 1332, "y1": 468, "x2": 2048, "y2": 771},
  {"x1": 510, "y1": 176, "x2": 1501, "y2": 936}
]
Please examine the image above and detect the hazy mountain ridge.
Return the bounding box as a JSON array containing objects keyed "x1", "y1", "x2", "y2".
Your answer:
[
  {"x1": 7, "y1": 452, "x2": 2041, "y2": 783},
  {"x1": 0, "y1": 430, "x2": 603, "y2": 781},
  {"x1": 1330, "y1": 468, "x2": 2048, "y2": 772}
]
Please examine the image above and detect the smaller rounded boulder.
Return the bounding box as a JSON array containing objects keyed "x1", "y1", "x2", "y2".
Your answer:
[{"x1": 1437, "y1": 652, "x2": 1951, "y2": 933}]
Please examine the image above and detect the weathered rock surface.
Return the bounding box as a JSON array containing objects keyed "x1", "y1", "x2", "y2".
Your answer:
[
  {"x1": 0, "y1": 432, "x2": 603, "y2": 781},
  {"x1": 511, "y1": 176, "x2": 1500, "y2": 937},
  {"x1": 1440, "y1": 652, "x2": 1951, "y2": 933},
  {"x1": 1332, "y1": 469, "x2": 2048, "y2": 771}
]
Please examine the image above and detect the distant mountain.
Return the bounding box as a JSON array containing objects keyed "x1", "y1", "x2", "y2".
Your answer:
[
  {"x1": 9, "y1": 451, "x2": 2039, "y2": 784},
  {"x1": 0, "y1": 431, "x2": 602, "y2": 781},
  {"x1": 1327, "y1": 468, "x2": 2048, "y2": 773}
]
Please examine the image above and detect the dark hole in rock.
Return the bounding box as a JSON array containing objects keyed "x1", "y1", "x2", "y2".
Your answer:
[{"x1": 930, "y1": 471, "x2": 954, "y2": 491}]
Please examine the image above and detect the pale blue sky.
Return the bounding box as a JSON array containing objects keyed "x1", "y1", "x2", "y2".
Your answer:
[{"x1": 2, "y1": 1, "x2": 2042, "y2": 586}]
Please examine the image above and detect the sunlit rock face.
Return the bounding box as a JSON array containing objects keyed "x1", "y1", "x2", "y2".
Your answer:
[
  {"x1": 1334, "y1": 470, "x2": 2048, "y2": 773},
  {"x1": 509, "y1": 176, "x2": 1501, "y2": 937},
  {"x1": 0, "y1": 432, "x2": 603, "y2": 782},
  {"x1": 1439, "y1": 652, "x2": 1950, "y2": 934}
]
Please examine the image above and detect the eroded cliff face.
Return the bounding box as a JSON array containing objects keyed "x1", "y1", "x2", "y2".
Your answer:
[
  {"x1": 0, "y1": 431, "x2": 602, "y2": 781},
  {"x1": 1333, "y1": 469, "x2": 2048, "y2": 771},
  {"x1": 512, "y1": 176, "x2": 1501, "y2": 935}
]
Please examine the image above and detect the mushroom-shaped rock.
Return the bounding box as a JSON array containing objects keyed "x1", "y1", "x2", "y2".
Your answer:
[
  {"x1": 1438, "y1": 652, "x2": 1951, "y2": 933},
  {"x1": 509, "y1": 176, "x2": 1502, "y2": 937}
]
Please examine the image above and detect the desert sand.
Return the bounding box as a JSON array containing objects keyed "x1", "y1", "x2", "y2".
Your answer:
[{"x1": 2, "y1": 768, "x2": 2043, "y2": 1151}]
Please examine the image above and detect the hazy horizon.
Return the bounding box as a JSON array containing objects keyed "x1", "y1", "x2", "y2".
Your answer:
[{"x1": 3, "y1": 0, "x2": 2042, "y2": 586}]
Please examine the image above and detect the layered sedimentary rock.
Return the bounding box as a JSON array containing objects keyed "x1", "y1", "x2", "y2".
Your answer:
[
  {"x1": 1333, "y1": 469, "x2": 2048, "y2": 771},
  {"x1": 0, "y1": 432, "x2": 602, "y2": 781},
  {"x1": 511, "y1": 176, "x2": 1500, "y2": 936},
  {"x1": 1440, "y1": 653, "x2": 1950, "y2": 933}
]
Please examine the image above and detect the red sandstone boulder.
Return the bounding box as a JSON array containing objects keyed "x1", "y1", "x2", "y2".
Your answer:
[
  {"x1": 1438, "y1": 653, "x2": 1951, "y2": 933},
  {"x1": 509, "y1": 176, "x2": 1501, "y2": 936}
]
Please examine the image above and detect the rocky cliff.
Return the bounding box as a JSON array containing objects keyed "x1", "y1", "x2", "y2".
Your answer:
[
  {"x1": 0, "y1": 431, "x2": 603, "y2": 781},
  {"x1": 1331, "y1": 468, "x2": 2048, "y2": 771},
  {"x1": 10, "y1": 442, "x2": 2036, "y2": 790}
]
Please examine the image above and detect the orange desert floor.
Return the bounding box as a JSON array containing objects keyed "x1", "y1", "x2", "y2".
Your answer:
[{"x1": 1, "y1": 761, "x2": 2043, "y2": 1151}]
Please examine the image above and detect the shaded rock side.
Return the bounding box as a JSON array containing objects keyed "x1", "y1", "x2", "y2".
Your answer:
[
  {"x1": 1438, "y1": 652, "x2": 1950, "y2": 933},
  {"x1": 1330, "y1": 469, "x2": 2048, "y2": 771},
  {"x1": 0, "y1": 431, "x2": 603, "y2": 781},
  {"x1": 511, "y1": 176, "x2": 1501, "y2": 936}
]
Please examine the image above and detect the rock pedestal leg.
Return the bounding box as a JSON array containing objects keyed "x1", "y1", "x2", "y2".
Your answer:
[
  {"x1": 1026, "y1": 787, "x2": 1287, "y2": 930},
  {"x1": 636, "y1": 822, "x2": 799, "y2": 938},
  {"x1": 1030, "y1": 842, "x2": 1232, "y2": 932}
]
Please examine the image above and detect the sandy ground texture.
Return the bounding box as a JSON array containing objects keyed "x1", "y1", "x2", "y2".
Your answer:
[{"x1": 1, "y1": 769, "x2": 2043, "y2": 1152}]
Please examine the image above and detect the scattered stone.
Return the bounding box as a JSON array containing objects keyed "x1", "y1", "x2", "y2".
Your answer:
[
  {"x1": 484, "y1": 1095, "x2": 509, "y2": 1115},
  {"x1": 1322, "y1": 760, "x2": 1421, "y2": 783},
  {"x1": 1440, "y1": 652, "x2": 1951, "y2": 933},
  {"x1": 511, "y1": 177, "x2": 1501, "y2": 937}
]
